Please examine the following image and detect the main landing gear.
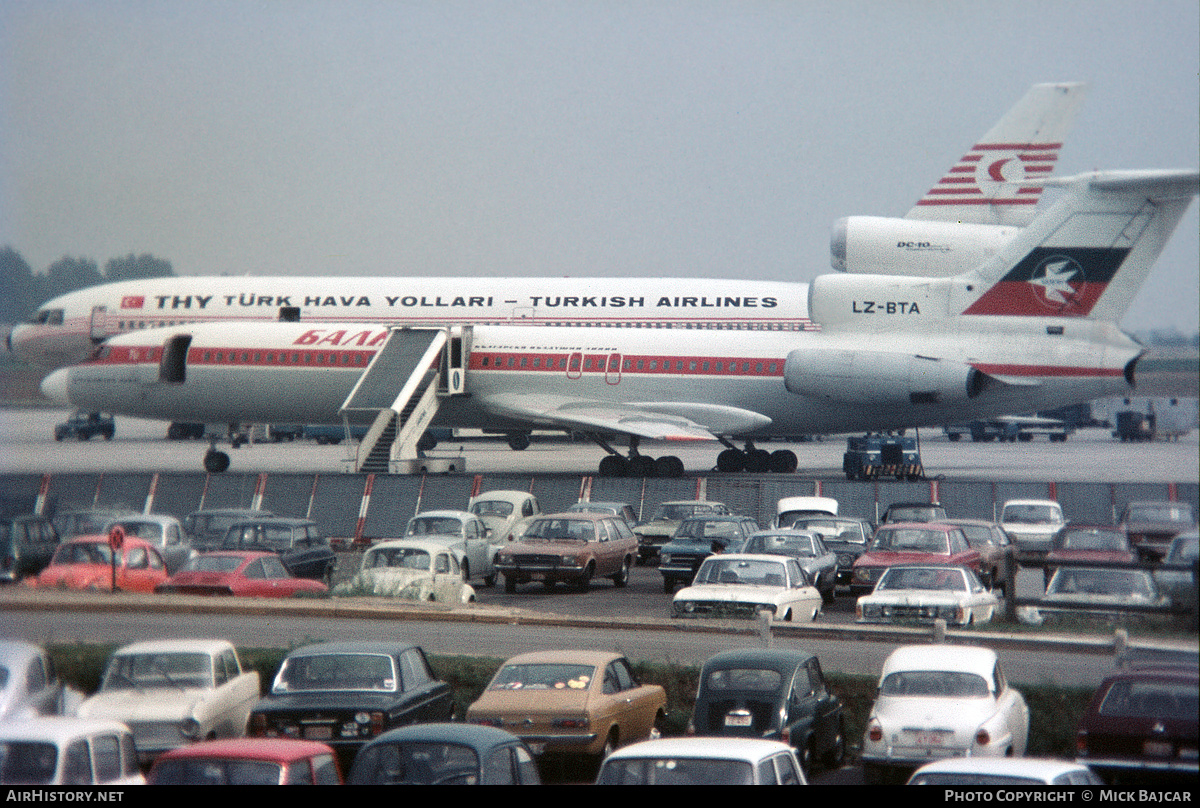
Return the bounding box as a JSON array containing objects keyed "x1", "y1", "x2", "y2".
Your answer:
[
  {"x1": 715, "y1": 440, "x2": 798, "y2": 474},
  {"x1": 592, "y1": 435, "x2": 686, "y2": 478}
]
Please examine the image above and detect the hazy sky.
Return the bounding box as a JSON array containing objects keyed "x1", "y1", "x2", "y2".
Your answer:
[{"x1": 2, "y1": 0, "x2": 1197, "y2": 333}]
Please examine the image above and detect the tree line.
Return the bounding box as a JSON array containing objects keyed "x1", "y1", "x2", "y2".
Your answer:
[{"x1": 0, "y1": 246, "x2": 174, "y2": 325}]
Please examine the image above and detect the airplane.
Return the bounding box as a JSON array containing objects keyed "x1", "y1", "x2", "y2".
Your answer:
[
  {"x1": 8, "y1": 83, "x2": 1087, "y2": 370},
  {"x1": 40, "y1": 168, "x2": 1199, "y2": 477}
]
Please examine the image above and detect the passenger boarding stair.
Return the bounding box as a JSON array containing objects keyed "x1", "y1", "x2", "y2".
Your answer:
[{"x1": 340, "y1": 327, "x2": 467, "y2": 474}]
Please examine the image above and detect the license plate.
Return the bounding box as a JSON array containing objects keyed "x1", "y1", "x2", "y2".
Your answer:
[
  {"x1": 1143, "y1": 740, "x2": 1172, "y2": 757},
  {"x1": 303, "y1": 726, "x2": 333, "y2": 740},
  {"x1": 528, "y1": 743, "x2": 546, "y2": 755},
  {"x1": 724, "y1": 713, "x2": 752, "y2": 727},
  {"x1": 530, "y1": 573, "x2": 544, "y2": 581},
  {"x1": 910, "y1": 731, "x2": 948, "y2": 746}
]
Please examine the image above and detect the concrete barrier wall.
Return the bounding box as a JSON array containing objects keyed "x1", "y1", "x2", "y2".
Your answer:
[{"x1": 4, "y1": 472, "x2": 1196, "y2": 543}]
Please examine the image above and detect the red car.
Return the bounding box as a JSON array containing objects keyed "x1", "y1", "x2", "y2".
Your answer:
[
  {"x1": 1075, "y1": 664, "x2": 1198, "y2": 783},
  {"x1": 25, "y1": 536, "x2": 169, "y2": 593},
  {"x1": 850, "y1": 523, "x2": 981, "y2": 595},
  {"x1": 1044, "y1": 525, "x2": 1136, "y2": 588},
  {"x1": 147, "y1": 738, "x2": 342, "y2": 785},
  {"x1": 156, "y1": 551, "x2": 329, "y2": 598}
]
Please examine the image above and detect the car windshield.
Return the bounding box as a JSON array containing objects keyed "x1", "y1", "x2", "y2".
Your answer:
[
  {"x1": 1057, "y1": 529, "x2": 1127, "y2": 551},
  {"x1": 675, "y1": 520, "x2": 742, "y2": 541},
  {"x1": 488, "y1": 663, "x2": 595, "y2": 691},
  {"x1": 471, "y1": 501, "x2": 513, "y2": 518},
  {"x1": 1126, "y1": 505, "x2": 1194, "y2": 524},
  {"x1": 653, "y1": 505, "x2": 705, "y2": 521},
  {"x1": 363, "y1": 547, "x2": 432, "y2": 571},
  {"x1": 1097, "y1": 679, "x2": 1198, "y2": 718},
  {"x1": 51, "y1": 542, "x2": 114, "y2": 565},
  {"x1": 351, "y1": 742, "x2": 480, "y2": 785},
  {"x1": 694, "y1": 558, "x2": 788, "y2": 587},
  {"x1": 1048, "y1": 569, "x2": 1156, "y2": 597},
  {"x1": 598, "y1": 757, "x2": 753, "y2": 785},
  {"x1": 107, "y1": 521, "x2": 163, "y2": 541},
  {"x1": 910, "y1": 773, "x2": 1045, "y2": 785},
  {"x1": 151, "y1": 758, "x2": 283, "y2": 785},
  {"x1": 705, "y1": 668, "x2": 784, "y2": 692},
  {"x1": 792, "y1": 519, "x2": 866, "y2": 545},
  {"x1": 103, "y1": 652, "x2": 213, "y2": 690},
  {"x1": 880, "y1": 671, "x2": 991, "y2": 697},
  {"x1": 275, "y1": 653, "x2": 397, "y2": 693},
  {"x1": 407, "y1": 517, "x2": 464, "y2": 536},
  {"x1": 877, "y1": 567, "x2": 967, "y2": 592},
  {"x1": 0, "y1": 741, "x2": 58, "y2": 785},
  {"x1": 182, "y1": 556, "x2": 245, "y2": 573},
  {"x1": 521, "y1": 519, "x2": 594, "y2": 542},
  {"x1": 1003, "y1": 504, "x2": 1061, "y2": 524},
  {"x1": 957, "y1": 525, "x2": 999, "y2": 547},
  {"x1": 886, "y1": 506, "x2": 945, "y2": 522},
  {"x1": 743, "y1": 534, "x2": 815, "y2": 556},
  {"x1": 871, "y1": 529, "x2": 950, "y2": 554},
  {"x1": 1168, "y1": 539, "x2": 1199, "y2": 562}
]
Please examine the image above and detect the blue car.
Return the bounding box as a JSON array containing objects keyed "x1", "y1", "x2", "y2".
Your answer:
[{"x1": 348, "y1": 723, "x2": 541, "y2": 785}]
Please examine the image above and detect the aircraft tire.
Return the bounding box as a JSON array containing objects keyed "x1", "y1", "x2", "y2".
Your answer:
[
  {"x1": 598, "y1": 455, "x2": 627, "y2": 477},
  {"x1": 769, "y1": 450, "x2": 798, "y2": 473},
  {"x1": 744, "y1": 449, "x2": 771, "y2": 473},
  {"x1": 506, "y1": 432, "x2": 531, "y2": 451},
  {"x1": 716, "y1": 449, "x2": 744, "y2": 472},
  {"x1": 627, "y1": 455, "x2": 656, "y2": 478},
  {"x1": 203, "y1": 450, "x2": 231, "y2": 474},
  {"x1": 654, "y1": 456, "x2": 685, "y2": 478}
]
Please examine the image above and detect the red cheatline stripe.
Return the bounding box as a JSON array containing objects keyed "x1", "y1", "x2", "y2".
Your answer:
[
  {"x1": 971, "y1": 363, "x2": 1123, "y2": 377},
  {"x1": 972, "y1": 142, "x2": 1063, "y2": 150},
  {"x1": 926, "y1": 188, "x2": 984, "y2": 195},
  {"x1": 937, "y1": 177, "x2": 980, "y2": 184},
  {"x1": 916, "y1": 198, "x2": 1038, "y2": 206}
]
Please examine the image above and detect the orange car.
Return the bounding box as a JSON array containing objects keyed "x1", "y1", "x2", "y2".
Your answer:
[
  {"x1": 25, "y1": 535, "x2": 170, "y2": 593},
  {"x1": 466, "y1": 650, "x2": 666, "y2": 761}
]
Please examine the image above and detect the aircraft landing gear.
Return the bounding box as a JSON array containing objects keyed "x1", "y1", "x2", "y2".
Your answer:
[
  {"x1": 203, "y1": 447, "x2": 230, "y2": 473},
  {"x1": 592, "y1": 435, "x2": 685, "y2": 478},
  {"x1": 715, "y1": 440, "x2": 798, "y2": 474}
]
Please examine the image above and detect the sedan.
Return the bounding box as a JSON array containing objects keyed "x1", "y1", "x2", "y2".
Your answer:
[
  {"x1": 672, "y1": 554, "x2": 822, "y2": 623},
  {"x1": 850, "y1": 523, "x2": 981, "y2": 595},
  {"x1": 0, "y1": 640, "x2": 78, "y2": 723},
  {"x1": 466, "y1": 650, "x2": 666, "y2": 762},
  {"x1": 155, "y1": 551, "x2": 330, "y2": 598},
  {"x1": 942, "y1": 518, "x2": 1016, "y2": 595},
  {"x1": 740, "y1": 530, "x2": 838, "y2": 603},
  {"x1": 596, "y1": 737, "x2": 806, "y2": 785},
  {"x1": 334, "y1": 539, "x2": 476, "y2": 605},
  {"x1": 861, "y1": 645, "x2": 1029, "y2": 783},
  {"x1": 1044, "y1": 525, "x2": 1137, "y2": 588},
  {"x1": 908, "y1": 757, "x2": 1102, "y2": 785},
  {"x1": 856, "y1": 565, "x2": 999, "y2": 626},
  {"x1": 220, "y1": 517, "x2": 336, "y2": 582},
  {"x1": 786, "y1": 516, "x2": 873, "y2": 587},
  {"x1": 148, "y1": 738, "x2": 342, "y2": 785},
  {"x1": 496, "y1": 513, "x2": 637, "y2": 593},
  {"x1": 0, "y1": 717, "x2": 144, "y2": 786},
  {"x1": 25, "y1": 536, "x2": 170, "y2": 594},
  {"x1": 658, "y1": 515, "x2": 759, "y2": 594},
  {"x1": 1031, "y1": 567, "x2": 1167, "y2": 624},
  {"x1": 348, "y1": 723, "x2": 541, "y2": 785},
  {"x1": 101, "y1": 514, "x2": 195, "y2": 574}
]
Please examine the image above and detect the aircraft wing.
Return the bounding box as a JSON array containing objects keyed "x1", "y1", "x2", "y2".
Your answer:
[{"x1": 479, "y1": 393, "x2": 773, "y2": 441}]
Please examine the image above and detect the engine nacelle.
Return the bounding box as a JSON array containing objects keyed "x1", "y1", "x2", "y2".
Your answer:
[
  {"x1": 831, "y1": 216, "x2": 1017, "y2": 276},
  {"x1": 784, "y1": 348, "x2": 985, "y2": 405}
]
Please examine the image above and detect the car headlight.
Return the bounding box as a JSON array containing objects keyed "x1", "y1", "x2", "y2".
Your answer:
[
  {"x1": 676, "y1": 601, "x2": 695, "y2": 613},
  {"x1": 561, "y1": 555, "x2": 580, "y2": 566},
  {"x1": 853, "y1": 567, "x2": 873, "y2": 583},
  {"x1": 859, "y1": 603, "x2": 881, "y2": 619},
  {"x1": 497, "y1": 554, "x2": 511, "y2": 564},
  {"x1": 660, "y1": 553, "x2": 672, "y2": 564},
  {"x1": 837, "y1": 553, "x2": 853, "y2": 567},
  {"x1": 178, "y1": 717, "x2": 201, "y2": 740}
]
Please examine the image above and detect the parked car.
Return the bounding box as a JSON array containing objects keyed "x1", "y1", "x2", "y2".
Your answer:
[
  {"x1": 850, "y1": 523, "x2": 981, "y2": 595},
  {"x1": 466, "y1": 650, "x2": 666, "y2": 762},
  {"x1": 1, "y1": 513, "x2": 59, "y2": 582},
  {"x1": 671, "y1": 554, "x2": 822, "y2": 623},
  {"x1": 53, "y1": 411, "x2": 114, "y2": 441},
  {"x1": 1119, "y1": 501, "x2": 1198, "y2": 562},
  {"x1": 495, "y1": 513, "x2": 637, "y2": 593},
  {"x1": 567, "y1": 501, "x2": 638, "y2": 531},
  {"x1": 25, "y1": 536, "x2": 170, "y2": 593},
  {"x1": 773, "y1": 496, "x2": 838, "y2": 527},
  {"x1": 467, "y1": 490, "x2": 543, "y2": 543},
  {"x1": 249, "y1": 641, "x2": 455, "y2": 767},
  {"x1": 0, "y1": 717, "x2": 144, "y2": 785},
  {"x1": 156, "y1": 551, "x2": 330, "y2": 598},
  {"x1": 0, "y1": 640, "x2": 79, "y2": 722},
  {"x1": 632, "y1": 500, "x2": 731, "y2": 563},
  {"x1": 405, "y1": 510, "x2": 501, "y2": 586},
  {"x1": 1075, "y1": 663, "x2": 1198, "y2": 782},
  {"x1": 1000, "y1": 499, "x2": 1065, "y2": 558},
  {"x1": 881, "y1": 502, "x2": 947, "y2": 524},
  {"x1": 786, "y1": 516, "x2": 873, "y2": 588},
  {"x1": 908, "y1": 757, "x2": 1102, "y2": 785},
  {"x1": 220, "y1": 517, "x2": 336, "y2": 582},
  {"x1": 1044, "y1": 525, "x2": 1137, "y2": 588},
  {"x1": 77, "y1": 639, "x2": 260, "y2": 763},
  {"x1": 689, "y1": 648, "x2": 844, "y2": 774},
  {"x1": 1154, "y1": 531, "x2": 1199, "y2": 614},
  {"x1": 942, "y1": 518, "x2": 1016, "y2": 594},
  {"x1": 334, "y1": 539, "x2": 476, "y2": 604},
  {"x1": 183, "y1": 508, "x2": 274, "y2": 552},
  {"x1": 147, "y1": 738, "x2": 342, "y2": 785},
  {"x1": 52, "y1": 509, "x2": 137, "y2": 539},
  {"x1": 101, "y1": 513, "x2": 195, "y2": 574},
  {"x1": 658, "y1": 515, "x2": 760, "y2": 594},
  {"x1": 1030, "y1": 567, "x2": 1167, "y2": 624},
  {"x1": 596, "y1": 737, "x2": 807, "y2": 785},
  {"x1": 855, "y1": 565, "x2": 999, "y2": 626},
  {"x1": 740, "y1": 530, "x2": 839, "y2": 603},
  {"x1": 348, "y1": 723, "x2": 541, "y2": 785},
  {"x1": 861, "y1": 645, "x2": 1029, "y2": 784}
]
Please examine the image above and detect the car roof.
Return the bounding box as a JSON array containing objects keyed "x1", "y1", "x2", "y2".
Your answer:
[
  {"x1": 0, "y1": 639, "x2": 46, "y2": 668},
  {"x1": 470, "y1": 490, "x2": 533, "y2": 502},
  {"x1": 409, "y1": 510, "x2": 475, "y2": 520},
  {"x1": 886, "y1": 501, "x2": 944, "y2": 509},
  {"x1": 365, "y1": 539, "x2": 457, "y2": 554},
  {"x1": 700, "y1": 648, "x2": 816, "y2": 672},
  {"x1": 605, "y1": 737, "x2": 795, "y2": 763},
  {"x1": 228, "y1": 517, "x2": 315, "y2": 526},
  {"x1": 105, "y1": 514, "x2": 180, "y2": 526},
  {"x1": 153, "y1": 738, "x2": 333, "y2": 762},
  {"x1": 881, "y1": 644, "x2": 999, "y2": 680},
  {"x1": 912, "y1": 757, "x2": 1092, "y2": 779},
  {"x1": 497, "y1": 650, "x2": 624, "y2": 668},
  {"x1": 113, "y1": 638, "x2": 232, "y2": 656},
  {"x1": 702, "y1": 553, "x2": 791, "y2": 565},
  {"x1": 1002, "y1": 499, "x2": 1061, "y2": 507},
  {"x1": 60, "y1": 535, "x2": 160, "y2": 551},
  {"x1": 875, "y1": 522, "x2": 957, "y2": 532},
  {"x1": 364, "y1": 722, "x2": 523, "y2": 751},
  {"x1": 285, "y1": 641, "x2": 422, "y2": 657},
  {"x1": 0, "y1": 717, "x2": 133, "y2": 743},
  {"x1": 532, "y1": 512, "x2": 610, "y2": 522}
]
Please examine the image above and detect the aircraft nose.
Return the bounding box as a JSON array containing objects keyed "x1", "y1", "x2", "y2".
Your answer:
[{"x1": 40, "y1": 368, "x2": 72, "y2": 405}]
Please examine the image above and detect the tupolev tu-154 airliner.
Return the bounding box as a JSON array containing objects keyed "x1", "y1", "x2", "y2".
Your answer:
[
  {"x1": 9, "y1": 83, "x2": 1086, "y2": 369},
  {"x1": 41, "y1": 168, "x2": 1198, "y2": 476}
]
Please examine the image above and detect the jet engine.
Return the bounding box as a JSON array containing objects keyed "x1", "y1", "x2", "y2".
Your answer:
[
  {"x1": 784, "y1": 348, "x2": 986, "y2": 405},
  {"x1": 831, "y1": 216, "x2": 1017, "y2": 276}
]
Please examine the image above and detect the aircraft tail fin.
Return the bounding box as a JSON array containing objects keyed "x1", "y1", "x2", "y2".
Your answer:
[
  {"x1": 907, "y1": 82, "x2": 1088, "y2": 226},
  {"x1": 960, "y1": 169, "x2": 1199, "y2": 321}
]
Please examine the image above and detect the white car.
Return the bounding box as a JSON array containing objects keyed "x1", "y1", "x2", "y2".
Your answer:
[
  {"x1": 671, "y1": 553, "x2": 822, "y2": 623},
  {"x1": 335, "y1": 538, "x2": 476, "y2": 604},
  {"x1": 596, "y1": 737, "x2": 807, "y2": 785},
  {"x1": 1000, "y1": 499, "x2": 1064, "y2": 557},
  {"x1": 773, "y1": 496, "x2": 838, "y2": 527},
  {"x1": 908, "y1": 757, "x2": 1103, "y2": 785},
  {"x1": 0, "y1": 717, "x2": 145, "y2": 785},
  {"x1": 102, "y1": 513, "x2": 196, "y2": 574},
  {"x1": 76, "y1": 639, "x2": 260, "y2": 763},
  {"x1": 404, "y1": 510, "x2": 502, "y2": 586},
  {"x1": 856, "y1": 565, "x2": 999, "y2": 626},
  {"x1": 861, "y1": 645, "x2": 1029, "y2": 783},
  {"x1": 468, "y1": 490, "x2": 543, "y2": 543}
]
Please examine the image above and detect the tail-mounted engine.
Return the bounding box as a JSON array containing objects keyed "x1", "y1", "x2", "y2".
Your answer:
[
  {"x1": 784, "y1": 348, "x2": 985, "y2": 406},
  {"x1": 831, "y1": 216, "x2": 1017, "y2": 276}
]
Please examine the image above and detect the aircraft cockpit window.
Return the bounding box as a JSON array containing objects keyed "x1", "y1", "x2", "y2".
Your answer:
[{"x1": 29, "y1": 309, "x2": 65, "y2": 326}]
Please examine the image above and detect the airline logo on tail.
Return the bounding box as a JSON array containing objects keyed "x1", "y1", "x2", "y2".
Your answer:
[
  {"x1": 914, "y1": 141, "x2": 1060, "y2": 211},
  {"x1": 963, "y1": 246, "x2": 1129, "y2": 316}
]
